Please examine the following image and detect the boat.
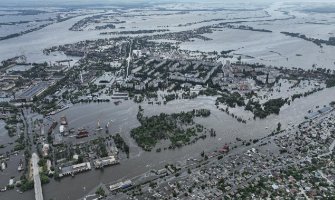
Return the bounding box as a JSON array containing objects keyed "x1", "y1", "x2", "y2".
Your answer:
[
  {"x1": 59, "y1": 125, "x2": 65, "y2": 134},
  {"x1": 219, "y1": 144, "x2": 230, "y2": 153},
  {"x1": 60, "y1": 116, "x2": 68, "y2": 125},
  {"x1": 114, "y1": 101, "x2": 122, "y2": 105},
  {"x1": 76, "y1": 129, "x2": 89, "y2": 138},
  {"x1": 106, "y1": 120, "x2": 113, "y2": 128},
  {"x1": 69, "y1": 128, "x2": 75, "y2": 134},
  {"x1": 96, "y1": 120, "x2": 103, "y2": 131},
  {"x1": 1, "y1": 162, "x2": 5, "y2": 170},
  {"x1": 18, "y1": 159, "x2": 23, "y2": 171}
]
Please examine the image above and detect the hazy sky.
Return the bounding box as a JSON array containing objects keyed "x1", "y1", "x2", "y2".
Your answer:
[
  {"x1": 0, "y1": 0, "x2": 295, "y2": 5},
  {"x1": 1, "y1": 0, "x2": 334, "y2": 7}
]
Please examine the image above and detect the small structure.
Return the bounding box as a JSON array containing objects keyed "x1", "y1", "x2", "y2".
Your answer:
[
  {"x1": 9, "y1": 178, "x2": 14, "y2": 186},
  {"x1": 111, "y1": 91, "x2": 129, "y2": 100},
  {"x1": 73, "y1": 154, "x2": 79, "y2": 161},
  {"x1": 155, "y1": 168, "x2": 168, "y2": 175},
  {"x1": 53, "y1": 133, "x2": 63, "y2": 146},
  {"x1": 42, "y1": 144, "x2": 50, "y2": 157},
  {"x1": 190, "y1": 85, "x2": 204, "y2": 95}
]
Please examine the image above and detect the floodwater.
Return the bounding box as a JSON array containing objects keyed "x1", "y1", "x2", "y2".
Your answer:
[
  {"x1": 2, "y1": 86, "x2": 335, "y2": 200},
  {"x1": 1, "y1": 2, "x2": 335, "y2": 199},
  {"x1": 0, "y1": 14, "x2": 105, "y2": 63},
  {"x1": 179, "y1": 28, "x2": 335, "y2": 69},
  {"x1": 1, "y1": 2, "x2": 335, "y2": 69}
]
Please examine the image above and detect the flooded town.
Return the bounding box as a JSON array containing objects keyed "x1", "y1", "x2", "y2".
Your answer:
[{"x1": 0, "y1": 0, "x2": 335, "y2": 199}]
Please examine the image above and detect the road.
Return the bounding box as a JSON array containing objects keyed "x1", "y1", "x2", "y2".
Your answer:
[
  {"x1": 126, "y1": 40, "x2": 132, "y2": 79},
  {"x1": 32, "y1": 153, "x2": 43, "y2": 200}
]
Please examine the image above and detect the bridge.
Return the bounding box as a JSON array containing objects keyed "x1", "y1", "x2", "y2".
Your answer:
[{"x1": 32, "y1": 153, "x2": 43, "y2": 200}]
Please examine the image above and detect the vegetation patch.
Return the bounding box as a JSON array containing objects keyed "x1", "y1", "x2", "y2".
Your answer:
[
  {"x1": 131, "y1": 107, "x2": 211, "y2": 151},
  {"x1": 216, "y1": 92, "x2": 245, "y2": 108},
  {"x1": 112, "y1": 134, "x2": 130, "y2": 158},
  {"x1": 246, "y1": 98, "x2": 288, "y2": 119}
]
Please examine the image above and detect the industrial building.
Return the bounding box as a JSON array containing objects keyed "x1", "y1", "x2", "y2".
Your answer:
[
  {"x1": 109, "y1": 180, "x2": 132, "y2": 192},
  {"x1": 16, "y1": 81, "x2": 51, "y2": 102}
]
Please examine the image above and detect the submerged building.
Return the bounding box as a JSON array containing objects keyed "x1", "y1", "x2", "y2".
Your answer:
[
  {"x1": 59, "y1": 162, "x2": 91, "y2": 177},
  {"x1": 93, "y1": 156, "x2": 119, "y2": 168}
]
